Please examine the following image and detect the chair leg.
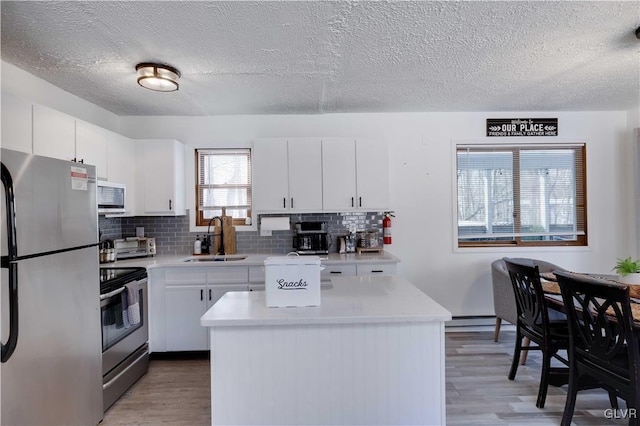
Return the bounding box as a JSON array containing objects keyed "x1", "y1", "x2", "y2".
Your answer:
[
  {"x1": 494, "y1": 317, "x2": 502, "y2": 342},
  {"x1": 536, "y1": 350, "x2": 551, "y2": 408},
  {"x1": 561, "y1": 367, "x2": 579, "y2": 426},
  {"x1": 520, "y1": 337, "x2": 530, "y2": 365},
  {"x1": 607, "y1": 390, "x2": 618, "y2": 410},
  {"x1": 509, "y1": 329, "x2": 522, "y2": 380}
]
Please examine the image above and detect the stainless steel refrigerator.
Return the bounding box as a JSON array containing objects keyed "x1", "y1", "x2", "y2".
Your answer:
[{"x1": 1, "y1": 148, "x2": 103, "y2": 425}]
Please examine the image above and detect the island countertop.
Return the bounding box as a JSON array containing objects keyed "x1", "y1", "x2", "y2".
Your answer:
[{"x1": 200, "y1": 275, "x2": 452, "y2": 327}]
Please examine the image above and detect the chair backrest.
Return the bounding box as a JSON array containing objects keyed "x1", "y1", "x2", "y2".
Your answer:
[
  {"x1": 554, "y1": 271, "x2": 639, "y2": 382},
  {"x1": 503, "y1": 258, "x2": 550, "y2": 336},
  {"x1": 492, "y1": 258, "x2": 567, "y2": 325}
]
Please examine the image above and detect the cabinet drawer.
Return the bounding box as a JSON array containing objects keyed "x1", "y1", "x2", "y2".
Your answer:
[
  {"x1": 321, "y1": 264, "x2": 357, "y2": 280},
  {"x1": 207, "y1": 267, "x2": 249, "y2": 284},
  {"x1": 356, "y1": 263, "x2": 397, "y2": 276},
  {"x1": 164, "y1": 268, "x2": 207, "y2": 285}
]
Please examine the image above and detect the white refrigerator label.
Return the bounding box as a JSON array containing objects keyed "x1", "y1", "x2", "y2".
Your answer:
[{"x1": 70, "y1": 166, "x2": 88, "y2": 191}]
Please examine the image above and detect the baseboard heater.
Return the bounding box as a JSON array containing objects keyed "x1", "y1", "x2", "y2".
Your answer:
[{"x1": 446, "y1": 315, "x2": 497, "y2": 328}]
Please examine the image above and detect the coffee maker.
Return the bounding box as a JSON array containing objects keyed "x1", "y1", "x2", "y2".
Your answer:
[{"x1": 293, "y1": 222, "x2": 330, "y2": 255}]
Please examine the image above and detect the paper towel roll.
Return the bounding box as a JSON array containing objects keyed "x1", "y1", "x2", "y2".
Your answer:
[{"x1": 260, "y1": 216, "x2": 290, "y2": 231}]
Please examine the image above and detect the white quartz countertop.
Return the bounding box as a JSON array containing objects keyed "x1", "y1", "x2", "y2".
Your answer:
[
  {"x1": 200, "y1": 275, "x2": 452, "y2": 327},
  {"x1": 104, "y1": 251, "x2": 400, "y2": 269}
]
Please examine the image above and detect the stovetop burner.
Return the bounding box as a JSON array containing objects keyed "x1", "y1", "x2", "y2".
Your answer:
[{"x1": 100, "y1": 267, "x2": 147, "y2": 295}]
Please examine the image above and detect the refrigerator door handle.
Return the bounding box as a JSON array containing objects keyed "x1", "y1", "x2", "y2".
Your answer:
[
  {"x1": 1, "y1": 162, "x2": 18, "y2": 260},
  {"x1": 1, "y1": 162, "x2": 20, "y2": 362},
  {"x1": 1, "y1": 261, "x2": 19, "y2": 363}
]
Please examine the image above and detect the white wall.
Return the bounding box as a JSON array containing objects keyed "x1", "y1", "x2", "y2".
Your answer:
[
  {"x1": 2, "y1": 62, "x2": 635, "y2": 317},
  {"x1": 1, "y1": 60, "x2": 121, "y2": 133},
  {"x1": 121, "y1": 112, "x2": 631, "y2": 316}
]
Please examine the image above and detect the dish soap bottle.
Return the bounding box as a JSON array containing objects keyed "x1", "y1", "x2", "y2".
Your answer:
[{"x1": 194, "y1": 235, "x2": 202, "y2": 255}]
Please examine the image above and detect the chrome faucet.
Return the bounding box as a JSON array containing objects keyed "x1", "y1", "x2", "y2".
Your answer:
[{"x1": 206, "y1": 216, "x2": 225, "y2": 255}]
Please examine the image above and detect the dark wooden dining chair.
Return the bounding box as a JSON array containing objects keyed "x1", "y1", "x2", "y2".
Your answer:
[
  {"x1": 503, "y1": 258, "x2": 570, "y2": 408},
  {"x1": 555, "y1": 271, "x2": 640, "y2": 426}
]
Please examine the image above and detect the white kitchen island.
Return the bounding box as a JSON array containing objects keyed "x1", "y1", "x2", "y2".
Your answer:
[{"x1": 200, "y1": 275, "x2": 452, "y2": 426}]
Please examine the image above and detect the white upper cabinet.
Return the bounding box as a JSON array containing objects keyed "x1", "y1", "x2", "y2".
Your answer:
[
  {"x1": 322, "y1": 138, "x2": 358, "y2": 211},
  {"x1": 139, "y1": 139, "x2": 185, "y2": 216},
  {"x1": 33, "y1": 104, "x2": 76, "y2": 161},
  {"x1": 355, "y1": 138, "x2": 390, "y2": 211},
  {"x1": 106, "y1": 131, "x2": 137, "y2": 215},
  {"x1": 252, "y1": 138, "x2": 289, "y2": 211},
  {"x1": 253, "y1": 138, "x2": 323, "y2": 212},
  {"x1": 1, "y1": 92, "x2": 32, "y2": 153},
  {"x1": 322, "y1": 138, "x2": 390, "y2": 211},
  {"x1": 287, "y1": 138, "x2": 323, "y2": 211},
  {"x1": 75, "y1": 120, "x2": 108, "y2": 179}
]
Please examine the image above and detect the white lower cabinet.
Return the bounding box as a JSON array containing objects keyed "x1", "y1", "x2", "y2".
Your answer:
[
  {"x1": 165, "y1": 285, "x2": 209, "y2": 351},
  {"x1": 150, "y1": 267, "x2": 250, "y2": 352}
]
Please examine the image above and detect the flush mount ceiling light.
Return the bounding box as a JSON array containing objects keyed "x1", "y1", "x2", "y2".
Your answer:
[{"x1": 135, "y1": 63, "x2": 180, "y2": 92}]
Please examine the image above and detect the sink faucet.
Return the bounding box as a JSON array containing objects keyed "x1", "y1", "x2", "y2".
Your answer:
[{"x1": 206, "y1": 216, "x2": 225, "y2": 255}]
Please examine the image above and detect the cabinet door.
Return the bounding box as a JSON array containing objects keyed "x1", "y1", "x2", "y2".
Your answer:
[
  {"x1": 1, "y1": 92, "x2": 32, "y2": 153},
  {"x1": 252, "y1": 138, "x2": 289, "y2": 211},
  {"x1": 33, "y1": 104, "x2": 76, "y2": 161},
  {"x1": 356, "y1": 138, "x2": 390, "y2": 211},
  {"x1": 165, "y1": 285, "x2": 208, "y2": 351},
  {"x1": 287, "y1": 138, "x2": 323, "y2": 211},
  {"x1": 106, "y1": 132, "x2": 137, "y2": 215},
  {"x1": 141, "y1": 139, "x2": 185, "y2": 215},
  {"x1": 322, "y1": 138, "x2": 357, "y2": 211},
  {"x1": 75, "y1": 120, "x2": 108, "y2": 179}
]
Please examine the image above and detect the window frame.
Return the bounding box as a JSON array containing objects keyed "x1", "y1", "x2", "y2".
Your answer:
[
  {"x1": 455, "y1": 142, "x2": 587, "y2": 248},
  {"x1": 195, "y1": 148, "x2": 252, "y2": 227}
]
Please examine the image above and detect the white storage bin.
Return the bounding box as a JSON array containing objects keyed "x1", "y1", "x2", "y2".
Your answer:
[{"x1": 264, "y1": 255, "x2": 322, "y2": 307}]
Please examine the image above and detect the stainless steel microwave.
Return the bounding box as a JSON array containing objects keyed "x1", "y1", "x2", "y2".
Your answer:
[{"x1": 97, "y1": 181, "x2": 126, "y2": 214}]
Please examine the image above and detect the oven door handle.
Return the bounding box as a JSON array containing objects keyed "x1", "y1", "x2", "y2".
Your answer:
[{"x1": 100, "y1": 286, "x2": 126, "y2": 300}]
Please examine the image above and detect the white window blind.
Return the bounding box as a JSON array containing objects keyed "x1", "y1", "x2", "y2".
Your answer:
[
  {"x1": 456, "y1": 144, "x2": 586, "y2": 246},
  {"x1": 196, "y1": 149, "x2": 251, "y2": 225}
]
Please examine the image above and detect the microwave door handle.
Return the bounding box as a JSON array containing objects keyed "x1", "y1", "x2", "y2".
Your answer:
[{"x1": 1, "y1": 162, "x2": 19, "y2": 363}]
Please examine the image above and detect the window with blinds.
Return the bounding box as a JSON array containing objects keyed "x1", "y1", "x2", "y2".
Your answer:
[
  {"x1": 195, "y1": 148, "x2": 252, "y2": 226},
  {"x1": 456, "y1": 143, "x2": 586, "y2": 247}
]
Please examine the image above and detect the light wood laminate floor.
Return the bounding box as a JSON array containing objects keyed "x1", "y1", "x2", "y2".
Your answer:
[{"x1": 102, "y1": 330, "x2": 628, "y2": 425}]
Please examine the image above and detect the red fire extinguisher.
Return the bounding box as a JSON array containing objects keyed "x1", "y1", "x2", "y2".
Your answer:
[{"x1": 383, "y1": 212, "x2": 394, "y2": 245}]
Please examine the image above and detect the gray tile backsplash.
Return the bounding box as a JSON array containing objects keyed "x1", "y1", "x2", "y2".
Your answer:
[{"x1": 99, "y1": 211, "x2": 383, "y2": 256}]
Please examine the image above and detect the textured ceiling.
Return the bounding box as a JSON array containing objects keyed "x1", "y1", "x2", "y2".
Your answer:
[{"x1": 1, "y1": 1, "x2": 639, "y2": 116}]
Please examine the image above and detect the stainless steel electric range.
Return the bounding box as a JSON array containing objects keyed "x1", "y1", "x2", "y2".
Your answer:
[{"x1": 99, "y1": 266, "x2": 149, "y2": 412}]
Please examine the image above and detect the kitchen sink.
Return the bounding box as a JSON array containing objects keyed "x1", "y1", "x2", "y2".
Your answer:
[{"x1": 182, "y1": 255, "x2": 248, "y2": 263}]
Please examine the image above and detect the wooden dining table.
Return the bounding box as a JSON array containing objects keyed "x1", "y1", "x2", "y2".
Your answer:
[{"x1": 540, "y1": 272, "x2": 640, "y2": 324}]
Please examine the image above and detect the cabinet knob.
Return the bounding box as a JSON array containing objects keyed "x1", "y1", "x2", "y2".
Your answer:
[
  {"x1": 169, "y1": 199, "x2": 172, "y2": 210},
  {"x1": 351, "y1": 197, "x2": 354, "y2": 207},
  {"x1": 359, "y1": 197, "x2": 362, "y2": 207},
  {"x1": 209, "y1": 289, "x2": 212, "y2": 301},
  {"x1": 200, "y1": 289, "x2": 204, "y2": 301},
  {"x1": 283, "y1": 197, "x2": 286, "y2": 208},
  {"x1": 291, "y1": 198, "x2": 294, "y2": 209},
  {"x1": 79, "y1": 159, "x2": 84, "y2": 164}
]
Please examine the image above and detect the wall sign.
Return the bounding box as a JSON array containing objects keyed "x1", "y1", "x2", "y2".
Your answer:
[{"x1": 487, "y1": 118, "x2": 558, "y2": 137}]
